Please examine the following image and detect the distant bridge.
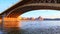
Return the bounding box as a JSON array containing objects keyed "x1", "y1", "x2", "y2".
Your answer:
[{"x1": 0, "y1": 0, "x2": 60, "y2": 18}]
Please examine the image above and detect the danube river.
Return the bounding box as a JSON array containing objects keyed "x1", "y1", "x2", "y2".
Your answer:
[{"x1": 0, "y1": 20, "x2": 60, "y2": 34}]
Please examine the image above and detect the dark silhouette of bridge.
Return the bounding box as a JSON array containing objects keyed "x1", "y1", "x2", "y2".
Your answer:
[{"x1": 0, "y1": 0, "x2": 60, "y2": 18}]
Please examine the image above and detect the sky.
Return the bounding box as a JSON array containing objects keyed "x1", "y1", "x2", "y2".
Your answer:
[
  {"x1": 0, "y1": 0, "x2": 60, "y2": 18},
  {"x1": 0, "y1": 0, "x2": 20, "y2": 13},
  {"x1": 21, "y1": 10, "x2": 60, "y2": 18}
]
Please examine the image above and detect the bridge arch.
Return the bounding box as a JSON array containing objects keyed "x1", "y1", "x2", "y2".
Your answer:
[
  {"x1": 6, "y1": 3, "x2": 60, "y2": 18},
  {"x1": 0, "y1": 0, "x2": 60, "y2": 27},
  {"x1": 0, "y1": 0, "x2": 60, "y2": 18}
]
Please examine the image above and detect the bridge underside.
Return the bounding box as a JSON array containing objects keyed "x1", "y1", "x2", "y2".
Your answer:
[
  {"x1": 0, "y1": 0, "x2": 60, "y2": 27},
  {"x1": 0, "y1": 0, "x2": 60, "y2": 18},
  {"x1": 6, "y1": 5, "x2": 60, "y2": 18}
]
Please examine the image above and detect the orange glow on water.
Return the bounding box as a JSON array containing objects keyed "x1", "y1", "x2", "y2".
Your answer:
[
  {"x1": 2, "y1": 17, "x2": 21, "y2": 21},
  {"x1": 4, "y1": 21, "x2": 19, "y2": 28},
  {"x1": 0, "y1": 17, "x2": 21, "y2": 28}
]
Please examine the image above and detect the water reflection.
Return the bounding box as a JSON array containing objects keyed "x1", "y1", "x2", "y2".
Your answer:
[
  {"x1": 20, "y1": 20, "x2": 60, "y2": 34},
  {"x1": 0, "y1": 20, "x2": 60, "y2": 34},
  {"x1": 0, "y1": 21, "x2": 20, "y2": 34}
]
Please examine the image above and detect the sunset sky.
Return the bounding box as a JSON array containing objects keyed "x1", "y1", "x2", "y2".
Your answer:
[{"x1": 0, "y1": 0, "x2": 60, "y2": 18}]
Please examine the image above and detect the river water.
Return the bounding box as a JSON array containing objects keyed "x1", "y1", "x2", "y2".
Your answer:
[{"x1": 1, "y1": 20, "x2": 60, "y2": 34}]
